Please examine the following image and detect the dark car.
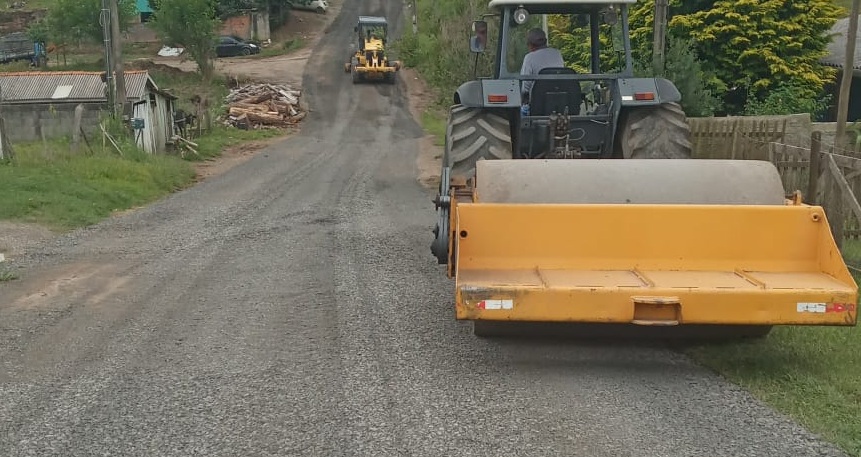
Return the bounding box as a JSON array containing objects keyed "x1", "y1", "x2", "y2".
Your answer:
[{"x1": 215, "y1": 36, "x2": 260, "y2": 57}]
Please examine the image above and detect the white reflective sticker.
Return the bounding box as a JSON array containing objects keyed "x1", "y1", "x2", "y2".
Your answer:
[
  {"x1": 797, "y1": 302, "x2": 826, "y2": 313},
  {"x1": 478, "y1": 299, "x2": 514, "y2": 310}
]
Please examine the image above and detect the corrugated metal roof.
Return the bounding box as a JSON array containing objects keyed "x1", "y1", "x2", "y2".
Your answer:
[
  {"x1": 821, "y1": 16, "x2": 861, "y2": 70},
  {"x1": 0, "y1": 70, "x2": 169, "y2": 103}
]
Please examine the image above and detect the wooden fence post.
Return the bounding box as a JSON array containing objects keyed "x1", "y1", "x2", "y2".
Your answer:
[
  {"x1": 823, "y1": 149, "x2": 846, "y2": 249},
  {"x1": 807, "y1": 131, "x2": 822, "y2": 204}
]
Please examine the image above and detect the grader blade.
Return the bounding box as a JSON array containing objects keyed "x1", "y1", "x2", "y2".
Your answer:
[{"x1": 452, "y1": 160, "x2": 858, "y2": 329}]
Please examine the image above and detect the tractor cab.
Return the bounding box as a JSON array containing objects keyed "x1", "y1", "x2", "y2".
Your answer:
[{"x1": 460, "y1": 0, "x2": 665, "y2": 160}]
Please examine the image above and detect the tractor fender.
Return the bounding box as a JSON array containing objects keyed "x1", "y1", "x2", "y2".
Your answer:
[
  {"x1": 617, "y1": 77, "x2": 682, "y2": 106},
  {"x1": 454, "y1": 81, "x2": 485, "y2": 107},
  {"x1": 454, "y1": 79, "x2": 522, "y2": 108}
]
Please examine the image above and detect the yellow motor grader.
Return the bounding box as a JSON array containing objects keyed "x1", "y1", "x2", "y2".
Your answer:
[
  {"x1": 344, "y1": 16, "x2": 401, "y2": 84},
  {"x1": 430, "y1": 0, "x2": 858, "y2": 338}
]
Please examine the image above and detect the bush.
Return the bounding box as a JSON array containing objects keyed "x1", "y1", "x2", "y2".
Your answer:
[
  {"x1": 634, "y1": 34, "x2": 724, "y2": 117},
  {"x1": 743, "y1": 83, "x2": 832, "y2": 119},
  {"x1": 394, "y1": 0, "x2": 495, "y2": 105}
]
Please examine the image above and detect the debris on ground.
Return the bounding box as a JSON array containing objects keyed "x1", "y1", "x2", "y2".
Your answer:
[
  {"x1": 224, "y1": 83, "x2": 306, "y2": 129},
  {"x1": 157, "y1": 46, "x2": 184, "y2": 57}
]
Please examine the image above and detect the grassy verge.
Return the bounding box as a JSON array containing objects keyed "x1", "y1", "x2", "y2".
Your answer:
[
  {"x1": 685, "y1": 240, "x2": 861, "y2": 457},
  {"x1": 0, "y1": 139, "x2": 195, "y2": 230},
  {"x1": 686, "y1": 324, "x2": 860, "y2": 456},
  {"x1": 191, "y1": 126, "x2": 286, "y2": 160},
  {"x1": 421, "y1": 110, "x2": 446, "y2": 147},
  {"x1": 0, "y1": 58, "x2": 290, "y2": 231},
  {"x1": 258, "y1": 38, "x2": 305, "y2": 58},
  {"x1": 0, "y1": 127, "x2": 284, "y2": 231},
  {"x1": 0, "y1": 270, "x2": 19, "y2": 282}
]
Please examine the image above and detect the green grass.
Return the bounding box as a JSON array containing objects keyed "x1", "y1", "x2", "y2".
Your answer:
[
  {"x1": 0, "y1": 124, "x2": 286, "y2": 230},
  {"x1": 687, "y1": 238, "x2": 861, "y2": 457},
  {"x1": 258, "y1": 38, "x2": 305, "y2": 58},
  {"x1": 190, "y1": 126, "x2": 286, "y2": 161},
  {"x1": 0, "y1": 139, "x2": 196, "y2": 230},
  {"x1": 0, "y1": 270, "x2": 20, "y2": 281},
  {"x1": 686, "y1": 323, "x2": 861, "y2": 456},
  {"x1": 421, "y1": 110, "x2": 446, "y2": 147},
  {"x1": 0, "y1": 58, "x2": 290, "y2": 231}
]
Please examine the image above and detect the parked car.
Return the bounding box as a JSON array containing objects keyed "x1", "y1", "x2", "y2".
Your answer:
[
  {"x1": 215, "y1": 36, "x2": 260, "y2": 58},
  {"x1": 291, "y1": 0, "x2": 328, "y2": 13}
]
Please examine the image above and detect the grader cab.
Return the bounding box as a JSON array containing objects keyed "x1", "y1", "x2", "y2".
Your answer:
[{"x1": 345, "y1": 16, "x2": 401, "y2": 84}]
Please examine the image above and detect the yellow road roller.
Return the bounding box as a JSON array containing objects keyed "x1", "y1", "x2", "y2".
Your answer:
[{"x1": 429, "y1": 0, "x2": 858, "y2": 338}]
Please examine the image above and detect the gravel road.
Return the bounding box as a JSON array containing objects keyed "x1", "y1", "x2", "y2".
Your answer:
[{"x1": 0, "y1": 1, "x2": 851, "y2": 456}]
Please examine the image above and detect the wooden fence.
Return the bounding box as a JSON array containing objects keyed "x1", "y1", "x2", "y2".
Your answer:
[
  {"x1": 690, "y1": 117, "x2": 788, "y2": 161},
  {"x1": 692, "y1": 122, "x2": 861, "y2": 246}
]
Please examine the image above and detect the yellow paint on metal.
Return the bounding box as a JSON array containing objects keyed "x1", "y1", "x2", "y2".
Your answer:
[{"x1": 453, "y1": 203, "x2": 858, "y2": 326}]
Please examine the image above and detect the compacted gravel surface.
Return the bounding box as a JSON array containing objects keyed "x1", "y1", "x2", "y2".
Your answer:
[{"x1": 0, "y1": 1, "x2": 850, "y2": 456}]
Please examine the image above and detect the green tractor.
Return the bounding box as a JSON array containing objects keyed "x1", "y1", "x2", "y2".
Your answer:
[{"x1": 431, "y1": 0, "x2": 694, "y2": 264}]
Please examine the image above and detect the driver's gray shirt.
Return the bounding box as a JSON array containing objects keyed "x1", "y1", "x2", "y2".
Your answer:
[{"x1": 520, "y1": 46, "x2": 565, "y2": 101}]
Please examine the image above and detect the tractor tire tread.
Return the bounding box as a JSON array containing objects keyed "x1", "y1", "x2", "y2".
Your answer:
[
  {"x1": 446, "y1": 104, "x2": 512, "y2": 178},
  {"x1": 620, "y1": 102, "x2": 693, "y2": 159}
]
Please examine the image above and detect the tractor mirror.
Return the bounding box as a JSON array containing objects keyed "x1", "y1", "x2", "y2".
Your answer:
[{"x1": 470, "y1": 20, "x2": 488, "y2": 53}]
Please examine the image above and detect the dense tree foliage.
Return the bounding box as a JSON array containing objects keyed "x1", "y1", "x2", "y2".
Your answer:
[
  {"x1": 387, "y1": 0, "x2": 846, "y2": 117},
  {"x1": 670, "y1": 0, "x2": 843, "y2": 114},
  {"x1": 150, "y1": 0, "x2": 220, "y2": 81},
  {"x1": 28, "y1": 0, "x2": 136, "y2": 47}
]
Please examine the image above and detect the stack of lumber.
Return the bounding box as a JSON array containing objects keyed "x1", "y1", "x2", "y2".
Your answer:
[{"x1": 225, "y1": 83, "x2": 306, "y2": 128}]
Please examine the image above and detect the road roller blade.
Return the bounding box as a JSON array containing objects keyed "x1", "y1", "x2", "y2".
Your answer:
[{"x1": 451, "y1": 159, "x2": 858, "y2": 333}]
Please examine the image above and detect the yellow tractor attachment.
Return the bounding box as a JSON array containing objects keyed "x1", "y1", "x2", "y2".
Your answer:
[{"x1": 441, "y1": 159, "x2": 858, "y2": 336}]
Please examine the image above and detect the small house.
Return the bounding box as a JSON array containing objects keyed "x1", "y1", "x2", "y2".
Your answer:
[{"x1": 0, "y1": 70, "x2": 177, "y2": 153}]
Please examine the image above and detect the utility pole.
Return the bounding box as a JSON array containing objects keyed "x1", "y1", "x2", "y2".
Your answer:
[
  {"x1": 835, "y1": 0, "x2": 861, "y2": 151},
  {"x1": 415, "y1": 0, "x2": 419, "y2": 34},
  {"x1": 652, "y1": 0, "x2": 668, "y2": 72},
  {"x1": 109, "y1": 0, "x2": 126, "y2": 119},
  {"x1": 100, "y1": 0, "x2": 115, "y2": 115}
]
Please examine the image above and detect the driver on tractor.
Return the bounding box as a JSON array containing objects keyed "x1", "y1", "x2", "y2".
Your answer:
[{"x1": 519, "y1": 28, "x2": 564, "y2": 115}]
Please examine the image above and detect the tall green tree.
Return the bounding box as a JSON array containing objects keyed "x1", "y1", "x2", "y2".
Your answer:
[
  {"x1": 150, "y1": 0, "x2": 220, "y2": 81},
  {"x1": 670, "y1": 0, "x2": 843, "y2": 114},
  {"x1": 37, "y1": 0, "x2": 135, "y2": 47}
]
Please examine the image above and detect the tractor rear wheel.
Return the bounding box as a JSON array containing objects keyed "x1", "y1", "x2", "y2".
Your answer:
[
  {"x1": 618, "y1": 101, "x2": 692, "y2": 159},
  {"x1": 445, "y1": 104, "x2": 512, "y2": 179}
]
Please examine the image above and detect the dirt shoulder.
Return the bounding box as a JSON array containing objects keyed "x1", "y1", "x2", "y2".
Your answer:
[
  {"x1": 399, "y1": 67, "x2": 444, "y2": 190},
  {"x1": 150, "y1": 5, "x2": 341, "y2": 86}
]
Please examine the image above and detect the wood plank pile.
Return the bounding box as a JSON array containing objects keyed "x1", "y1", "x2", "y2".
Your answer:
[{"x1": 224, "y1": 83, "x2": 306, "y2": 129}]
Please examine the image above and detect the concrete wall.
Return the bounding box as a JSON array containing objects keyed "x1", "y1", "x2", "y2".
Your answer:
[
  {"x1": 127, "y1": 11, "x2": 271, "y2": 44},
  {"x1": 812, "y1": 122, "x2": 861, "y2": 154},
  {"x1": 1, "y1": 102, "x2": 106, "y2": 143},
  {"x1": 253, "y1": 11, "x2": 271, "y2": 42},
  {"x1": 220, "y1": 11, "x2": 271, "y2": 41}
]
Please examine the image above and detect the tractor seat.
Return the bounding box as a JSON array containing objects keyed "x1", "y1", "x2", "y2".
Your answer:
[{"x1": 529, "y1": 67, "x2": 582, "y2": 116}]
